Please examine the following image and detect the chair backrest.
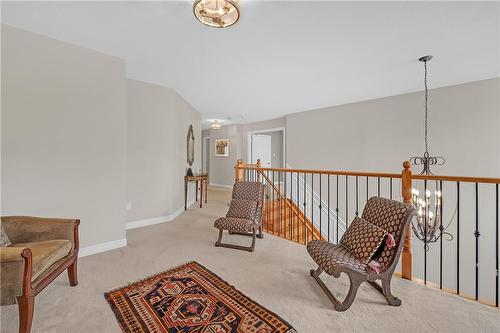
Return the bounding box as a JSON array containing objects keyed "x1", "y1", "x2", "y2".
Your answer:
[
  {"x1": 231, "y1": 181, "x2": 265, "y2": 222},
  {"x1": 361, "y1": 197, "x2": 415, "y2": 272},
  {"x1": 232, "y1": 181, "x2": 264, "y2": 201}
]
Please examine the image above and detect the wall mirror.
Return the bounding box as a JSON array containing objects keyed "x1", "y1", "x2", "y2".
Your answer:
[{"x1": 187, "y1": 125, "x2": 195, "y2": 168}]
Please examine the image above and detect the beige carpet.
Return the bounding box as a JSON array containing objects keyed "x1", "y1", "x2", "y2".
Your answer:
[{"x1": 1, "y1": 187, "x2": 499, "y2": 332}]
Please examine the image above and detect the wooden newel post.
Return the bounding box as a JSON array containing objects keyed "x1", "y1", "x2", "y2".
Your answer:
[
  {"x1": 401, "y1": 161, "x2": 413, "y2": 280},
  {"x1": 256, "y1": 159, "x2": 261, "y2": 182},
  {"x1": 235, "y1": 159, "x2": 244, "y2": 183}
]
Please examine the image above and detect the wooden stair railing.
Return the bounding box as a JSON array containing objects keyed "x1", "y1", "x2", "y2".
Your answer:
[
  {"x1": 235, "y1": 159, "x2": 500, "y2": 309},
  {"x1": 259, "y1": 169, "x2": 325, "y2": 243}
]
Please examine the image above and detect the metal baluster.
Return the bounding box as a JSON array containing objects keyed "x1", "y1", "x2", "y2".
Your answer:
[
  {"x1": 336, "y1": 175, "x2": 339, "y2": 243},
  {"x1": 311, "y1": 174, "x2": 314, "y2": 241},
  {"x1": 355, "y1": 176, "x2": 359, "y2": 216},
  {"x1": 390, "y1": 178, "x2": 393, "y2": 200},
  {"x1": 346, "y1": 175, "x2": 349, "y2": 229},
  {"x1": 457, "y1": 181, "x2": 460, "y2": 295},
  {"x1": 328, "y1": 174, "x2": 330, "y2": 243},
  {"x1": 366, "y1": 176, "x2": 369, "y2": 202},
  {"x1": 295, "y1": 172, "x2": 300, "y2": 243},
  {"x1": 439, "y1": 180, "x2": 443, "y2": 290},
  {"x1": 319, "y1": 174, "x2": 322, "y2": 241},
  {"x1": 377, "y1": 177, "x2": 381, "y2": 197},
  {"x1": 496, "y1": 183, "x2": 499, "y2": 307},
  {"x1": 281, "y1": 171, "x2": 284, "y2": 239},
  {"x1": 475, "y1": 182, "x2": 479, "y2": 301},
  {"x1": 303, "y1": 172, "x2": 307, "y2": 244},
  {"x1": 266, "y1": 171, "x2": 270, "y2": 232},
  {"x1": 290, "y1": 172, "x2": 293, "y2": 241},
  {"x1": 424, "y1": 179, "x2": 428, "y2": 285},
  {"x1": 278, "y1": 171, "x2": 281, "y2": 238},
  {"x1": 272, "y1": 170, "x2": 275, "y2": 235},
  {"x1": 284, "y1": 171, "x2": 287, "y2": 240}
]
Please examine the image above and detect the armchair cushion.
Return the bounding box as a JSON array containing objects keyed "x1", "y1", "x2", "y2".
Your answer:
[
  {"x1": 227, "y1": 199, "x2": 257, "y2": 220},
  {"x1": 340, "y1": 217, "x2": 388, "y2": 264},
  {"x1": 214, "y1": 217, "x2": 258, "y2": 233},
  {"x1": 12, "y1": 240, "x2": 72, "y2": 280},
  {"x1": 307, "y1": 241, "x2": 368, "y2": 275},
  {"x1": 0, "y1": 222, "x2": 11, "y2": 247}
]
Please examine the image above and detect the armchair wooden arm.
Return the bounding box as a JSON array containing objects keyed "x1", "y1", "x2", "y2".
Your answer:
[{"x1": 0, "y1": 217, "x2": 80, "y2": 333}]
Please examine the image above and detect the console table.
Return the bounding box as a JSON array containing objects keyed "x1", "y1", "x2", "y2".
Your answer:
[{"x1": 184, "y1": 173, "x2": 208, "y2": 210}]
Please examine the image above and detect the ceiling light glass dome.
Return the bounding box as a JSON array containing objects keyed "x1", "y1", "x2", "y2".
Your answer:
[{"x1": 193, "y1": 0, "x2": 240, "y2": 28}]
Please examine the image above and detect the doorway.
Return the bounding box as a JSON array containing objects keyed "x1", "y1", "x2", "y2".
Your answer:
[
  {"x1": 248, "y1": 128, "x2": 285, "y2": 168},
  {"x1": 251, "y1": 134, "x2": 272, "y2": 167}
]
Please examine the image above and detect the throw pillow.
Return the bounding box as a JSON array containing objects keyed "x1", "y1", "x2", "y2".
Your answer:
[
  {"x1": 340, "y1": 217, "x2": 388, "y2": 264},
  {"x1": 0, "y1": 221, "x2": 11, "y2": 247}
]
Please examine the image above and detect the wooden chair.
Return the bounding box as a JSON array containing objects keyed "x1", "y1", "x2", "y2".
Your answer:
[
  {"x1": 307, "y1": 197, "x2": 415, "y2": 311},
  {"x1": 214, "y1": 181, "x2": 265, "y2": 252},
  {"x1": 0, "y1": 216, "x2": 80, "y2": 333}
]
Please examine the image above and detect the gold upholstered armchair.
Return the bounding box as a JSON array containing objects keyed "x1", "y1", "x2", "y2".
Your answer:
[{"x1": 0, "y1": 216, "x2": 80, "y2": 333}]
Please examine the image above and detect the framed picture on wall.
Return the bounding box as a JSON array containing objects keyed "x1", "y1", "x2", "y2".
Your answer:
[{"x1": 215, "y1": 138, "x2": 229, "y2": 157}]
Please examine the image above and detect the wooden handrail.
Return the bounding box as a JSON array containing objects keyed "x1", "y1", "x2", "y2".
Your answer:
[
  {"x1": 412, "y1": 174, "x2": 500, "y2": 184},
  {"x1": 240, "y1": 165, "x2": 402, "y2": 179},
  {"x1": 240, "y1": 164, "x2": 500, "y2": 184}
]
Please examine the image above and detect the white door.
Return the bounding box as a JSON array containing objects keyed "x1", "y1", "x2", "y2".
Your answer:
[{"x1": 251, "y1": 134, "x2": 272, "y2": 167}]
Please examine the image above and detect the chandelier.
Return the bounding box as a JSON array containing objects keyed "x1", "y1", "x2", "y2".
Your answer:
[
  {"x1": 193, "y1": 0, "x2": 240, "y2": 28},
  {"x1": 409, "y1": 55, "x2": 448, "y2": 244}
]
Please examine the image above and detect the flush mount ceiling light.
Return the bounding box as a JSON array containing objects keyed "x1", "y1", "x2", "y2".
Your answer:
[
  {"x1": 211, "y1": 120, "x2": 221, "y2": 129},
  {"x1": 193, "y1": 0, "x2": 240, "y2": 28}
]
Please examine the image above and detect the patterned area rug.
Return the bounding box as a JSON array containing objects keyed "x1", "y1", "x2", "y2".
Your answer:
[{"x1": 105, "y1": 262, "x2": 296, "y2": 333}]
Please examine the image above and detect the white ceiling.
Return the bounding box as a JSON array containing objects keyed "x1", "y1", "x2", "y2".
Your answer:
[{"x1": 2, "y1": 1, "x2": 499, "y2": 126}]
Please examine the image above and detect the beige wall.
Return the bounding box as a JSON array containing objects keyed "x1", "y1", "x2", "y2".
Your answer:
[
  {"x1": 207, "y1": 125, "x2": 241, "y2": 187},
  {"x1": 1, "y1": 25, "x2": 127, "y2": 248},
  {"x1": 287, "y1": 78, "x2": 500, "y2": 177},
  {"x1": 126, "y1": 79, "x2": 201, "y2": 222},
  {"x1": 206, "y1": 117, "x2": 286, "y2": 186}
]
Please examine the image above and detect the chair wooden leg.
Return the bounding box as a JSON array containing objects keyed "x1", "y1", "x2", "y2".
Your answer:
[
  {"x1": 369, "y1": 278, "x2": 401, "y2": 306},
  {"x1": 257, "y1": 226, "x2": 264, "y2": 239},
  {"x1": 17, "y1": 295, "x2": 34, "y2": 333},
  {"x1": 215, "y1": 229, "x2": 256, "y2": 252},
  {"x1": 215, "y1": 229, "x2": 224, "y2": 247},
  {"x1": 249, "y1": 229, "x2": 256, "y2": 252},
  {"x1": 67, "y1": 259, "x2": 78, "y2": 286},
  {"x1": 334, "y1": 275, "x2": 362, "y2": 311},
  {"x1": 309, "y1": 266, "x2": 361, "y2": 312},
  {"x1": 381, "y1": 278, "x2": 401, "y2": 306}
]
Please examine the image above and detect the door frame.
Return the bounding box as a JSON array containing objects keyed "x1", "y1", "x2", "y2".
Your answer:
[
  {"x1": 247, "y1": 127, "x2": 286, "y2": 167},
  {"x1": 202, "y1": 136, "x2": 210, "y2": 173}
]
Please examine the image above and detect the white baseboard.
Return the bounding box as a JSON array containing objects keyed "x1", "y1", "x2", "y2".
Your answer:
[
  {"x1": 125, "y1": 200, "x2": 195, "y2": 230},
  {"x1": 79, "y1": 201, "x2": 196, "y2": 258},
  {"x1": 209, "y1": 183, "x2": 233, "y2": 189},
  {"x1": 79, "y1": 238, "x2": 127, "y2": 258}
]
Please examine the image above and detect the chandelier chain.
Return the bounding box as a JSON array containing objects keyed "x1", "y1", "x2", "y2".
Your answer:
[{"x1": 424, "y1": 59, "x2": 429, "y2": 154}]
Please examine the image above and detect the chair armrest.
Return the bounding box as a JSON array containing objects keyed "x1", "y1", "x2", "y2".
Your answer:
[
  {"x1": 2, "y1": 216, "x2": 80, "y2": 253},
  {"x1": 0, "y1": 247, "x2": 32, "y2": 305},
  {"x1": 0, "y1": 246, "x2": 29, "y2": 262}
]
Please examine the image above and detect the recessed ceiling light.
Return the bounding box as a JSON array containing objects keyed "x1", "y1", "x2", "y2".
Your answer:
[{"x1": 211, "y1": 120, "x2": 221, "y2": 129}]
